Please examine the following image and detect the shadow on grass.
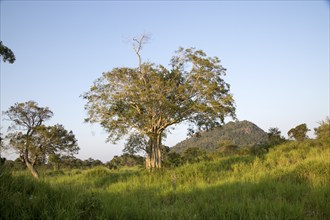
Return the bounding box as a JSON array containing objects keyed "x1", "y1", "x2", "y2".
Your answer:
[
  {"x1": 98, "y1": 168, "x2": 330, "y2": 220},
  {"x1": 89, "y1": 168, "x2": 141, "y2": 188},
  {"x1": 0, "y1": 167, "x2": 105, "y2": 220},
  {"x1": 2, "y1": 162, "x2": 329, "y2": 220}
]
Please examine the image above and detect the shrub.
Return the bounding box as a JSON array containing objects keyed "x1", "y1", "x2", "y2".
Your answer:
[{"x1": 183, "y1": 147, "x2": 208, "y2": 164}]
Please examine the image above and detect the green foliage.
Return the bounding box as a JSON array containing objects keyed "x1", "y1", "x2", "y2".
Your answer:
[
  {"x1": 314, "y1": 117, "x2": 330, "y2": 143},
  {"x1": 83, "y1": 47, "x2": 235, "y2": 142},
  {"x1": 182, "y1": 147, "x2": 208, "y2": 164},
  {"x1": 48, "y1": 154, "x2": 101, "y2": 170},
  {"x1": 1, "y1": 138, "x2": 329, "y2": 219},
  {"x1": 106, "y1": 154, "x2": 144, "y2": 169},
  {"x1": 4, "y1": 101, "x2": 79, "y2": 178},
  {"x1": 82, "y1": 158, "x2": 104, "y2": 168},
  {"x1": 0, "y1": 167, "x2": 91, "y2": 219},
  {"x1": 76, "y1": 193, "x2": 103, "y2": 220},
  {"x1": 163, "y1": 152, "x2": 183, "y2": 168},
  {"x1": 0, "y1": 41, "x2": 15, "y2": 63},
  {"x1": 48, "y1": 153, "x2": 61, "y2": 170},
  {"x1": 123, "y1": 132, "x2": 148, "y2": 155},
  {"x1": 3, "y1": 158, "x2": 26, "y2": 170},
  {"x1": 288, "y1": 123, "x2": 310, "y2": 141},
  {"x1": 83, "y1": 41, "x2": 235, "y2": 169},
  {"x1": 267, "y1": 127, "x2": 286, "y2": 146},
  {"x1": 216, "y1": 140, "x2": 240, "y2": 156}
]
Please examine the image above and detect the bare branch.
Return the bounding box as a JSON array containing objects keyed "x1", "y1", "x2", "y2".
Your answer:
[{"x1": 132, "y1": 33, "x2": 151, "y2": 71}]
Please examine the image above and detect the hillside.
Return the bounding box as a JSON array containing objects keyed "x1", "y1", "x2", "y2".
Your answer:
[{"x1": 171, "y1": 120, "x2": 269, "y2": 153}]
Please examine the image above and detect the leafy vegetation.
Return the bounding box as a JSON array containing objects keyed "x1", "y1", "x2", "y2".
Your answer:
[
  {"x1": 1, "y1": 35, "x2": 328, "y2": 219},
  {"x1": 314, "y1": 117, "x2": 330, "y2": 143},
  {"x1": 1, "y1": 135, "x2": 329, "y2": 219},
  {"x1": 82, "y1": 35, "x2": 235, "y2": 169},
  {"x1": 0, "y1": 41, "x2": 16, "y2": 63},
  {"x1": 267, "y1": 127, "x2": 286, "y2": 146},
  {"x1": 105, "y1": 153, "x2": 144, "y2": 169},
  {"x1": 288, "y1": 123, "x2": 310, "y2": 141},
  {"x1": 3, "y1": 101, "x2": 79, "y2": 178}
]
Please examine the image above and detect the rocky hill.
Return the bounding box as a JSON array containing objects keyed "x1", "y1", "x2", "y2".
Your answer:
[{"x1": 171, "y1": 120, "x2": 269, "y2": 153}]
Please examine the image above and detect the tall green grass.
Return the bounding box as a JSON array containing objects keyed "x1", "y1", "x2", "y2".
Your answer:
[
  {"x1": 0, "y1": 167, "x2": 104, "y2": 219},
  {"x1": 1, "y1": 139, "x2": 329, "y2": 219}
]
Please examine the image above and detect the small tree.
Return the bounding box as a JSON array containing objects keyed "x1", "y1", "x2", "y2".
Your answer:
[
  {"x1": 4, "y1": 101, "x2": 79, "y2": 178},
  {"x1": 287, "y1": 123, "x2": 310, "y2": 142},
  {"x1": 106, "y1": 156, "x2": 121, "y2": 169},
  {"x1": 314, "y1": 118, "x2": 330, "y2": 143},
  {"x1": 61, "y1": 155, "x2": 77, "y2": 168},
  {"x1": 48, "y1": 153, "x2": 61, "y2": 170},
  {"x1": 83, "y1": 36, "x2": 235, "y2": 170},
  {"x1": 163, "y1": 152, "x2": 183, "y2": 168},
  {"x1": 267, "y1": 127, "x2": 286, "y2": 146}
]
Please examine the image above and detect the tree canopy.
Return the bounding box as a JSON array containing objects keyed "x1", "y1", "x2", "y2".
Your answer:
[
  {"x1": 314, "y1": 118, "x2": 330, "y2": 143},
  {"x1": 267, "y1": 127, "x2": 286, "y2": 146},
  {"x1": 287, "y1": 123, "x2": 310, "y2": 142},
  {"x1": 4, "y1": 101, "x2": 79, "y2": 178},
  {"x1": 83, "y1": 38, "x2": 235, "y2": 169}
]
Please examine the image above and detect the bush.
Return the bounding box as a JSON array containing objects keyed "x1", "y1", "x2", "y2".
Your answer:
[
  {"x1": 314, "y1": 118, "x2": 330, "y2": 144},
  {"x1": 163, "y1": 152, "x2": 183, "y2": 168},
  {"x1": 183, "y1": 147, "x2": 208, "y2": 164}
]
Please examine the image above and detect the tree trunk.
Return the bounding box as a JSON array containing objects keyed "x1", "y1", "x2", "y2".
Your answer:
[
  {"x1": 151, "y1": 136, "x2": 156, "y2": 169},
  {"x1": 23, "y1": 148, "x2": 39, "y2": 179},
  {"x1": 145, "y1": 154, "x2": 151, "y2": 170},
  {"x1": 26, "y1": 162, "x2": 39, "y2": 179},
  {"x1": 146, "y1": 133, "x2": 162, "y2": 170},
  {"x1": 156, "y1": 134, "x2": 162, "y2": 169}
]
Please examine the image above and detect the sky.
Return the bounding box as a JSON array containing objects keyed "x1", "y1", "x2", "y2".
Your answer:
[{"x1": 1, "y1": 1, "x2": 329, "y2": 162}]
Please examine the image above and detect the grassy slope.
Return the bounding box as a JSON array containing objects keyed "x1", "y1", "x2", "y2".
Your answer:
[{"x1": 1, "y1": 140, "x2": 329, "y2": 220}]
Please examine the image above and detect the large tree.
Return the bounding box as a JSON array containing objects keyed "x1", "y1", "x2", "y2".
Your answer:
[
  {"x1": 0, "y1": 41, "x2": 16, "y2": 64},
  {"x1": 4, "y1": 101, "x2": 79, "y2": 178},
  {"x1": 83, "y1": 36, "x2": 235, "y2": 170}
]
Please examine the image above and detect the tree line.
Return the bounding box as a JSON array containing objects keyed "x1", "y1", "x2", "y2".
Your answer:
[{"x1": 1, "y1": 106, "x2": 328, "y2": 176}]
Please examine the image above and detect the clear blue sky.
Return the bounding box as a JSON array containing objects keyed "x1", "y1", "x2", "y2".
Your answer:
[{"x1": 1, "y1": 1, "x2": 329, "y2": 162}]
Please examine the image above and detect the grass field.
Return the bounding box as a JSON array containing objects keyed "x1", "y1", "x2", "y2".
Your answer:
[{"x1": 1, "y1": 139, "x2": 329, "y2": 219}]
